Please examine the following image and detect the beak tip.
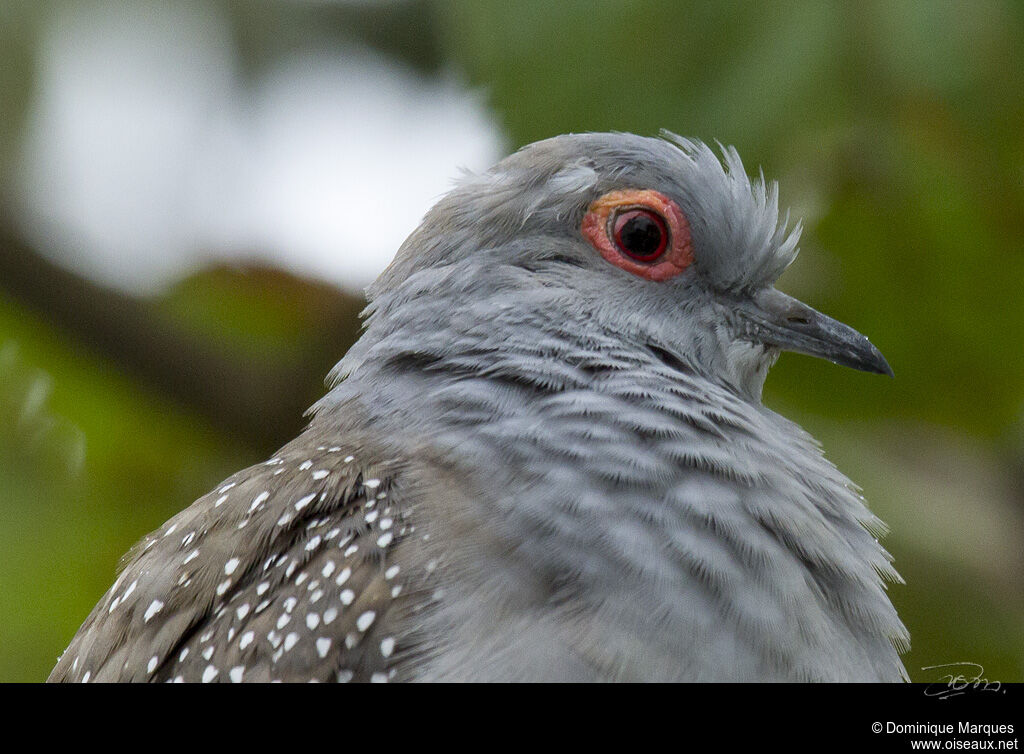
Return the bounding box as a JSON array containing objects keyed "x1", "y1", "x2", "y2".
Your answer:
[
  {"x1": 868, "y1": 344, "x2": 894, "y2": 378},
  {"x1": 850, "y1": 343, "x2": 893, "y2": 377}
]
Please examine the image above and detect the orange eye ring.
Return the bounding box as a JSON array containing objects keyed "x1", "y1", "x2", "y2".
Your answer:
[{"x1": 581, "y1": 189, "x2": 693, "y2": 281}]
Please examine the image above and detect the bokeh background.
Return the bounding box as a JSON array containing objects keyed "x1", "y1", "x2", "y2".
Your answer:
[{"x1": 1, "y1": 0, "x2": 1021, "y2": 683}]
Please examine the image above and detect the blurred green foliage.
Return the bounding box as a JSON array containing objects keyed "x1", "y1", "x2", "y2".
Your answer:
[
  {"x1": 0, "y1": 291, "x2": 251, "y2": 681},
  {"x1": 1, "y1": 0, "x2": 1022, "y2": 681}
]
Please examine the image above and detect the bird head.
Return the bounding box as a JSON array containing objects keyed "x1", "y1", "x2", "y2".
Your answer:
[{"x1": 364, "y1": 132, "x2": 891, "y2": 401}]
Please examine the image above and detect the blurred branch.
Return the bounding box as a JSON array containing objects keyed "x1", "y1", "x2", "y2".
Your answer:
[
  {"x1": 325, "y1": 0, "x2": 444, "y2": 72},
  {"x1": 229, "y1": 0, "x2": 445, "y2": 74},
  {"x1": 0, "y1": 221, "x2": 363, "y2": 452}
]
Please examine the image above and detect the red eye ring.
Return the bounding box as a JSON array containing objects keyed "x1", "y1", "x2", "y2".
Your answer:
[
  {"x1": 611, "y1": 207, "x2": 669, "y2": 262},
  {"x1": 582, "y1": 189, "x2": 693, "y2": 281}
]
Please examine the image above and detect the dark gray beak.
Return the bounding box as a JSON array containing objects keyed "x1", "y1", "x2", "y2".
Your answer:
[{"x1": 739, "y1": 288, "x2": 893, "y2": 376}]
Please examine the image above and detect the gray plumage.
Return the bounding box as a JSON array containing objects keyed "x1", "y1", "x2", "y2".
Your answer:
[{"x1": 49, "y1": 131, "x2": 908, "y2": 683}]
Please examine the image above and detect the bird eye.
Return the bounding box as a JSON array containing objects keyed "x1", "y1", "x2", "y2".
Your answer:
[
  {"x1": 581, "y1": 189, "x2": 694, "y2": 281},
  {"x1": 612, "y1": 208, "x2": 668, "y2": 262}
]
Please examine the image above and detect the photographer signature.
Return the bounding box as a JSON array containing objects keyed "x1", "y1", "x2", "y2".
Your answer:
[{"x1": 921, "y1": 662, "x2": 1004, "y2": 699}]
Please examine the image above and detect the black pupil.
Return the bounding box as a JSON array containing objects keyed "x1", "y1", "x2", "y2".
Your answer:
[{"x1": 619, "y1": 214, "x2": 663, "y2": 258}]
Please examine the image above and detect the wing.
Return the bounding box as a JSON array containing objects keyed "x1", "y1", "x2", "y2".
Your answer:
[{"x1": 48, "y1": 435, "x2": 434, "y2": 682}]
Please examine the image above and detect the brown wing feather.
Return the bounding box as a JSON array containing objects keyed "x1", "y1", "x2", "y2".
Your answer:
[{"x1": 48, "y1": 438, "x2": 429, "y2": 682}]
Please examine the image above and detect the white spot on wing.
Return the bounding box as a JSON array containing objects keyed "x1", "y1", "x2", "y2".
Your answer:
[
  {"x1": 356, "y1": 611, "x2": 375, "y2": 632},
  {"x1": 249, "y1": 491, "x2": 269, "y2": 512},
  {"x1": 143, "y1": 599, "x2": 164, "y2": 622}
]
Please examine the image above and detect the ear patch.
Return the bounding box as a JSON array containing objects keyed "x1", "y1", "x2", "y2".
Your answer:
[{"x1": 547, "y1": 164, "x2": 599, "y2": 195}]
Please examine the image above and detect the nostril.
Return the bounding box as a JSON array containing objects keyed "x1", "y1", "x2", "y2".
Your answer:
[{"x1": 787, "y1": 315, "x2": 810, "y2": 326}]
